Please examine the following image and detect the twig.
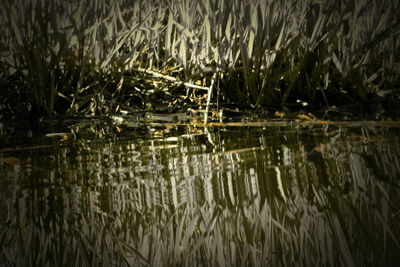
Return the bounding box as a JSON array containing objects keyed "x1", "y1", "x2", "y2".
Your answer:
[
  {"x1": 204, "y1": 72, "x2": 218, "y2": 125},
  {"x1": 135, "y1": 67, "x2": 209, "y2": 91},
  {"x1": 135, "y1": 67, "x2": 218, "y2": 125}
]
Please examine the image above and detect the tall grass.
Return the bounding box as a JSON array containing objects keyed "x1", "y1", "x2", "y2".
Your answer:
[{"x1": 0, "y1": 0, "x2": 399, "y2": 118}]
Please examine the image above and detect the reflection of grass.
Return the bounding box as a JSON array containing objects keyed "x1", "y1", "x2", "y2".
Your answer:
[
  {"x1": 1, "y1": 126, "x2": 400, "y2": 266},
  {"x1": 0, "y1": 0, "x2": 399, "y2": 119}
]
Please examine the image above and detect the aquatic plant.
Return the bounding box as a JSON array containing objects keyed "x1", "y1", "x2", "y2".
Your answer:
[{"x1": 0, "y1": 0, "x2": 399, "y2": 119}]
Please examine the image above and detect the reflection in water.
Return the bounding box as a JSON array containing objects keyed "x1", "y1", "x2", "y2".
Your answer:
[{"x1": 1, "y1": 122, "x2": 400, "y2": 266}]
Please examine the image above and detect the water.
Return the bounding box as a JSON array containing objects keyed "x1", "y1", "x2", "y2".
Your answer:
[{"x1": 1, "y1": 118, "x2": 400, "y2": 266}]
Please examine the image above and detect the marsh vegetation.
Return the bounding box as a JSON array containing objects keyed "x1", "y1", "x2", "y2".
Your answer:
[
  {"x1": 0, "y1": 0, "x2": 399, "y2": 121},
  {"x1": 1, "y1": 1, "x2": 400, "y2": 266}
]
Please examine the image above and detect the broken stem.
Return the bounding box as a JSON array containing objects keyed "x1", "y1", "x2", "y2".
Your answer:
[
  {"x1": 135, "y1": 67, "x2": 209, "y2": 91},
  {"x1": 204, "y1": 72, "x2": 218, "y2": 125}
]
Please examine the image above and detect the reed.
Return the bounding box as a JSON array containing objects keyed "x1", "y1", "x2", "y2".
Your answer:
[{"x1": 0, "y1": 0, "x2": 399, "y2": 119}]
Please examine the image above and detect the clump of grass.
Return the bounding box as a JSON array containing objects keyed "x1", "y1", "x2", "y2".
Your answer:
[
  {"x1": 0, "y1": 0, "x2": 130, "y2": 118},
  {"x1": 154, "y1": 0, "x2": 400, "y2": 108},
  {"x1": 0, "y1": 0, "x2": 399, "y2": 120}
]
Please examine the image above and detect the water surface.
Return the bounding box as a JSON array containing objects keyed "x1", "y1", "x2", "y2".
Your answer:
[{"x1": 1, "y1": 118, "x2": 400, "y2": 266}]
